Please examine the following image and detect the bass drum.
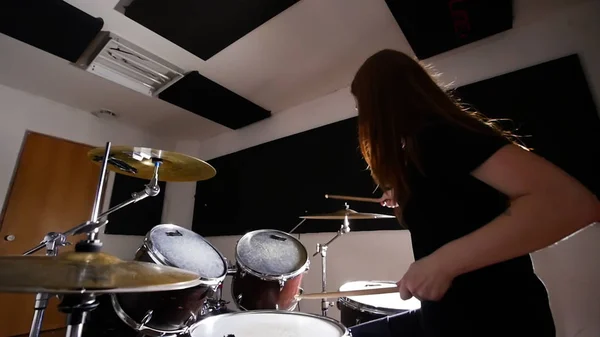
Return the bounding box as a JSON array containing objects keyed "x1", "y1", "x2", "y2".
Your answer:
[
  {"x1": 337, "y1": 280, "x2": 421, "y2": 327},
  {"x1": 231, "y1": 229, "x2": 309, "y2": 311},
  {"x1": 111, "y1": 224, "x2": 227, "y2": 336}
]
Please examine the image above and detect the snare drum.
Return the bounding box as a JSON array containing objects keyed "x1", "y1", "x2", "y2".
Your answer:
[
  {"x1": 231, "y1": 230, "x2": 309, "y2": 311},
  {"x1": 112, "y1": 224, "x2": 227, "y2": 336},
  {"x1": 190, "y1": 311, "x2": 350, "y2": 337},
  {"x1": 337, "y1": 280, "x2": 421, "y2": 326}
]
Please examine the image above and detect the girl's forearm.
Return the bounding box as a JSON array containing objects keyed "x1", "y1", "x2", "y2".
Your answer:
[{"x1": 435, "y1": 192, "x2": 597, "y2": 277}]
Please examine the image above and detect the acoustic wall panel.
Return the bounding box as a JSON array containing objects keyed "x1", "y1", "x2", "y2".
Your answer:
[
  {"x1": 159, "y1": 71, "x2": 271, "y2": 129},
  {"x1": 0, "y1": 0, "x2": 103, "y2": 63},
  {"x1": 193, "y1": 54, "x2": 599, "y2": 236},
  {"x1": 385, "y1": 0, "x2": 513, "y2": 59},
  {"x1": 124, "y1": 0, "x2": 299, "y2": 60}
]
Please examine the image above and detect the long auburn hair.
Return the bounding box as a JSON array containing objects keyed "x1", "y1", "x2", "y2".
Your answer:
[{"x1": 352, "y1": 49, "x2": 514, "y2": 210}]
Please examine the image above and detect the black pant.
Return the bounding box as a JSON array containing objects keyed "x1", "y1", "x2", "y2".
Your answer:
[{"x1": 349, "y1": 310, "x2": 423, "y2": 337}]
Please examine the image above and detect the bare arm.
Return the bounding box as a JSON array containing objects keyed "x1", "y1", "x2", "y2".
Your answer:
[{"x1": 436, "y1": 144, "x2": 599, "y2": 277}]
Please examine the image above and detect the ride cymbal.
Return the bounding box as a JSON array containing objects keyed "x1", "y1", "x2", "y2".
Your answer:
[
  {"x1": 87, "y1": 146, "x2": 216, "y2": 182},
  {"x1": 0, "y1": 252, "x2": 201, "y2": 294},
  {"x1": 300, "y1": 208, "x2": 395, "y2": 220}
]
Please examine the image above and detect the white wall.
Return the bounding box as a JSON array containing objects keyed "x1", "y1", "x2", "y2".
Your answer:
[
  {"x1": 162, "y1": 1, "x2": 600, "y2": 335},
  {"x1": 0, "y1": 83, "x2": 174, "y2": 259}
]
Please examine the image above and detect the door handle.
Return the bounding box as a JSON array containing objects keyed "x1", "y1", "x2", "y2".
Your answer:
[{"x1": 4, "y1": 234, "x2": 15, "y2": 242}]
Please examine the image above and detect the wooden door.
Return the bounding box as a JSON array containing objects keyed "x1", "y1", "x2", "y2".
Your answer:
[{"x1": 0, "y1": 132, "x2": 101, "y2": 337}]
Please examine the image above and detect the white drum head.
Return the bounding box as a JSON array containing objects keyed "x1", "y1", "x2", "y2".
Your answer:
[
  {"x1": 191, "y1": 311, "x2": 348, "y2": 337},
  {"x1": 339, "y1": 280, "x2": 421, "y2": 311}
]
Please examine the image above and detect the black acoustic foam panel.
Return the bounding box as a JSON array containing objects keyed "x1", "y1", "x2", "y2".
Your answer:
[
  {"x1": 0, "y1": 0, "x2": 103, "y2": 63},
  {"x1": 105, "y1": 174, "x2": 166, "y2": 236},
  {"x1": 124, "y1": 0, "x2": 299, "y2": 61},
  {"x1": 192, "y1": 54, "x2": 599, "y2": 236},
  {"x1": 385, "y1": 0, "x2": 513, "y2": 59},
  {"x1": 454, "y1": 54, "x2": 600, "y2": 195},
  {"x1": 159, "y1": 71, "x2": 271, "y2": 130}
]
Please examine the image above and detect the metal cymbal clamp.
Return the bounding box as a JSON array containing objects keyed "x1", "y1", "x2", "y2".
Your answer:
[{"x1": 27, "y1": 233, "x2": 70, "y2": 337}]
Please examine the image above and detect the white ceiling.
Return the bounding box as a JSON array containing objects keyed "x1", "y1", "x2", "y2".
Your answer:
[
  {"x1": 0, "y1": 0, "x2": 592, "y2": 141},
  {"x1": 0, "y1": 0, "x2": 411, "y2": 141}
]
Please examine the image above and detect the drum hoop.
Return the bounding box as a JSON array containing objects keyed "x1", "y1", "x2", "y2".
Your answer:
[
  {"x1": 189, "y1": 310, "x2": 350, "y2": 336},
  {"x1": 110, "y1": 294, "x2": 191, "y2": 337},
  {"x1": 338, "y1": 280, "x2": 410, "y2": 316},
  {"x1": 234, "y1": 229, "x2": 310, "y2": 281},
  {"x1": 144, "y1": 224, "x2": 228, "y2": 286},
  {"x1": 338, "y1": 296, "x2": 404, "y2": 316}
]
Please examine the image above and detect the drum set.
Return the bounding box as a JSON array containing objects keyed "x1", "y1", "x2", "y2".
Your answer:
[{"x1": 0, "y1": 142, "x2": 421, "y2": 337}]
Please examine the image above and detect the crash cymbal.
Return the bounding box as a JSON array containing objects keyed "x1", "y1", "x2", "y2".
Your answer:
[
  {"x1": 0, "y1": 251, "x2": 201, "y2": 294},
  {"x1": 300, "y1": 208, "x2": 395, "y2": 220},
  {"x1": 87, "y1": 146, "x2": 216, "y2": 182}
]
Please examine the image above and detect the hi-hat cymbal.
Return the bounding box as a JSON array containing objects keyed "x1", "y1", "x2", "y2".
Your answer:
[
  {"x1": 301, "y1": 208, "x2": 395, "y2": 220},
  {"x1": 0, "y1": 252, "x2": 201, "y2": 294},
  {"x1": 87, "y1": 146, "x2": 216, "y2": 182}
]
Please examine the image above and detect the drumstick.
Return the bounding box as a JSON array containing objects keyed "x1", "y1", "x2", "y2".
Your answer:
[
  {"x1": 325, "y1": 194, "x2": 381, "y2": 203},
  {"x1": 297, "y1": 286, "x2": 399, "y2": 300}
]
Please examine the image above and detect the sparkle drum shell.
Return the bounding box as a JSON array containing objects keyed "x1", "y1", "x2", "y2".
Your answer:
[
  {"x1": 231, "y1": 230, "x2": 309, "y2": 311},
  {"x1": 112, "y1": 224, "x2": 227, "y2": 335},
  {"x1": 337, "y1": 280, "x2": 421, "y2": 327}
]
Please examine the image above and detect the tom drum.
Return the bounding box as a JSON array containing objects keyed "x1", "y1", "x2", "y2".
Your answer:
[
  {"x1": 231, "y1": 229, "x2": 309, "y2": 311},
  {"x1": 111, "y1": 224, "x2": 227, "y2": 336}
]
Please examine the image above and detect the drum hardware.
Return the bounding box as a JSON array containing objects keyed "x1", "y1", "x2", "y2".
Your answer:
[
  {"x1": 303, "y1": 204, "x2": 353, "y2": 317},
  {"x1": 302, "y1": 202, "x2": 394, "y2": 317},
  {"x1": 23, "y1": 152, "x2": 164, "y2": 256},
  {"x1": 226, "y1": 259, "x2": 238, "y2": 276},
  {"x1": 23, "y1": 142, "x2": 111, "y2": 337},
  {"x1": 288, "y1": 218, "x2": 307, "y2": 234},
  {"x1": 10, "y1": 143, "x2": 214, "y2": 337}
]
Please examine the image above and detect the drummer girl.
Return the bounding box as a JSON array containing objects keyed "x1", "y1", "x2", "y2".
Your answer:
[{"x1": 349, "y1": 49, "x2": 598, "y2": 337}]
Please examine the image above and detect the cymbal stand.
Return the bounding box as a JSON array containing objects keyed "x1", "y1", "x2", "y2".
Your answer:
[
  {"x1": 313, "y1": 210, "x2": 351, "y2": 317},
  {"x1": 23, "y1": 143, "x2": 165, "y2": 337},
  {"x1": 23, "y1": 142, "x2": 111, "y2": 337},
  {"x1": 27, "y1": 233, "x2": 69, "y2": 337},
  {"x1": 22, "y1": 156, "x2": 163, "y2": 256}
]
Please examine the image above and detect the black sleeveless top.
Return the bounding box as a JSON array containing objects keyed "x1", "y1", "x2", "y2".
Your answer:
[{"x1": 402, "y1": 122, "x2": 555, "y2": 337}]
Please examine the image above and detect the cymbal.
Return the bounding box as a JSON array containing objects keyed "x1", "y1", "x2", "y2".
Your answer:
[
  {"x1": 0, "y1": 252, "x2": 202, "y2": 294},
  {"x1": 87, "y1": 146, "x2": 216, "y2": 182},
  {"x1": 300, "y1": 208, "x2": 395, "y2": 220}
]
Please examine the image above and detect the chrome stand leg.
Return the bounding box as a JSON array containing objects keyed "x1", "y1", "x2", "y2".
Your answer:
[
  {"x1": 65, "y1": 312, "x2": 87, "y2": 337},
  {"x1": 59, "y1": 295, "x2": 98, "y2": 337},
  {"x1": 28, "y1": 232, "x2": 68, "y2": 337},
  {"x1": 314, "y1": 213, "x2": 351, "y2": 317},
  {"x1": 319, "y1": 244, "x2": 330, "y2": 317},
  {"x1": 29, "y1": 293, "x2": 50, "y2": 337}
]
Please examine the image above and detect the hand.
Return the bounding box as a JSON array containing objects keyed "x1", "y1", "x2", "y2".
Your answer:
[
  {"x1": 379, "y1": 189, "x2": 398, "y2": 208},
  {"x1": 397, "y1": 253, "x2": 455, "y2": 302}
]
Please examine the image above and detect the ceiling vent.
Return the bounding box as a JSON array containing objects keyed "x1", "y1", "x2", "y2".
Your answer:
[{"x1": 76, "y1": 31, "x2": 184, "y2": 96}]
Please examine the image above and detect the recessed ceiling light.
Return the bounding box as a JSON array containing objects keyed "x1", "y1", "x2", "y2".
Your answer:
[{"x1": 91, "y1": 109, "x2": 118, "y2": 119}]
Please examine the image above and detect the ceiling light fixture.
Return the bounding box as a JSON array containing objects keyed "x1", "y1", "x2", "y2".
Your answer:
[
  {"x1": 76, "y1": 31, "x2": 184, "y2": 97},
  {"x1": 91, "y1": 109, "x2": 118, "y2": 119}
]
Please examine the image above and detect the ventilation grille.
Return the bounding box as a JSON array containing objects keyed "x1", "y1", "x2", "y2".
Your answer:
[{"x1": 76, "y1": 31, "x2": 184, "y2": 96}]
